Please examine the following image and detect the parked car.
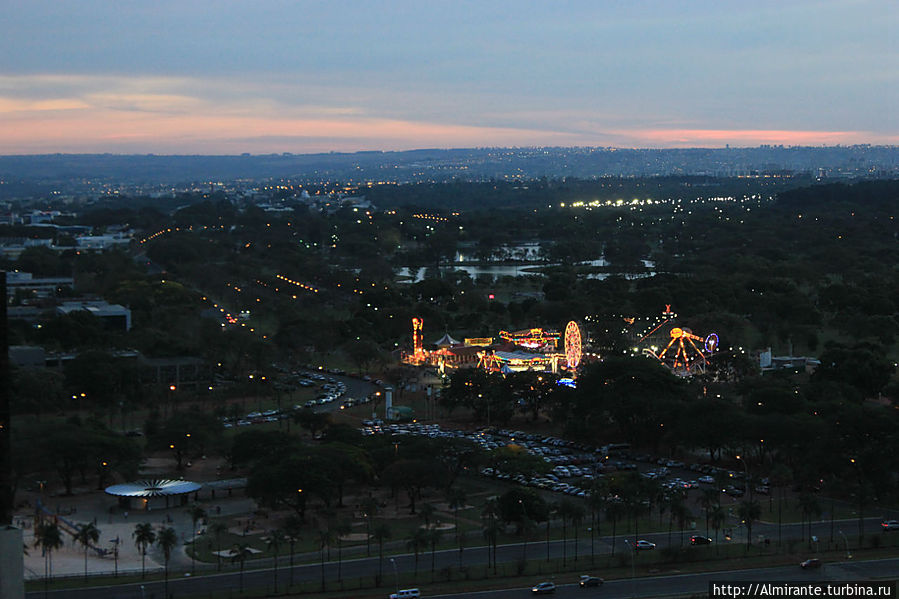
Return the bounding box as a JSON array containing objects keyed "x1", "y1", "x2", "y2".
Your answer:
[
  {"x1": 633, "y1": 540, "x2": 656, "y2": 550},
  {"x1": 690, "y1": 535, "x2": 712, "y2": 545},
  {"x1": 531, "y1": 581, "x2": 556, "y2": 594},
  {"x1": 579, "y1": 575, "x2": 604, "y2": 587},
  {"x1": 800, "y1": 558, "x2": 822, "y2": 569},
  {"x1": 881, "y1": 520, "x2": 899, "y2": 531}
]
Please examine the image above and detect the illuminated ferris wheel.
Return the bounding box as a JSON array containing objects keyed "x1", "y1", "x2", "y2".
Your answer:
[{"x1": 564, "y1": 321, "x2": 583, "y2": 371}]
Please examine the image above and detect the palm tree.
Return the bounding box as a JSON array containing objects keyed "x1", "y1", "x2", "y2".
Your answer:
[
  {"x1": 186, "y1": 503, "x2": 207, "y2": 574},
  {"x1": 418, "y1": 502, "x2": 436, "y2": 530},
  {"x1": 34, "y1": 520, "x2": 63, "y2": 598},
  {"x1": 569, "y1": 502, "x2": 585, "y2": 562},
  {"x1": 208, "y1": 520, "x2": 229, "y2": 571},
  {"x1": 317, "y1": 528, "x2": 335, "y2": 591},
  {"x1": 738, "y1": 500, "x2": 761, "y2": 547},
  {"x1": 361, "y1": 496, "x2": 379, "y2": 557},
  {"x1": 606, "y1": 500, "x2": 625, "y2": 557},
  {"x1": 769, "y1": 463, "x2": 792, "y2": 547},
  {"x1": 156, "y1": 526, "x2": 178, "y2": 598},
  {"x1": 481, "y1": 497, "x2": 500, "y2": 573},
  {"x1": 334, "y1": 520, "x2": 352, "y2": 581},
  {"x1": 519, "y1": 513, "x2": 536, "y2": 564},
  {"x1": 132, "y1": 522, "x2": 156, "y2": 579},
  {"x1": 700, "y1": 487, "x2": 718, "y2": 537},
  {"x1": 798, "y1": 493, "x2": 821, "y2": 549},
  {"x1": 372, "y1": 521, "x2": 392, "y2": 586},
  {"x1": 673, "y1": 500, "x2": 692, "y2": 546},
  {"x1": 710, "y1": 504, "x2": 726, "y2": 555},
  {"x1": 446, "y1": 487, "x2": 467, "y2": 567},
  {"x1": 555, "y1": 499, "x2": 572, "y2": 566},
  {"x1": 407, "y1": 528, "x2": 429, "y2": 577},
  {"x1": 266, "y1": 529, "x2": 286, "y2": 593},
  {"x1": 231, "y1": 541, "x2": 253, "y2": 595},
  {"x1": 586, "y1": 480, "x2": 608, "y2": 564},
  {"x1": 283, "y1": 515, "x2": 303, "y2": 588},
  {"x1": 74, "y1": 522, "x2": 100, "y2": 581},
  {"x1": 427, "y1": 527, "x2": 443, "y2": 577}
]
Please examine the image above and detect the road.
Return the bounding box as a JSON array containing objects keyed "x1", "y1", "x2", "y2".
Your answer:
[{"x1": 27, "y1": 517, "x2": 892, "y2": 598}]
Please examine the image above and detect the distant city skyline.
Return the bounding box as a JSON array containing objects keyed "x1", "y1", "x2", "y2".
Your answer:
[{"x1": 1, "y1": 0, "x2": 896, "y2": 154}]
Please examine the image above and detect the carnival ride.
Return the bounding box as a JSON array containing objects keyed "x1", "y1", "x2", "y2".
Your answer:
[
  {"x1": 564, "y1": 321, "x2": 583, "y2": 371},
  {"x1": 498, "y1": 328, "x2": 560, "y2": 351},
  {"x1": 637, "y1": 306, "x2": 719, "y2": 375}
]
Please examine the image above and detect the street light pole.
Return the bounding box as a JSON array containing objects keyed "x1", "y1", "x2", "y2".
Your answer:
[
  {"x1": 624, "y1": 539, "x2": 636, "y2": 599},
  {"x1": 389, "y1": 557, "x2": 399, "y2": 596}
]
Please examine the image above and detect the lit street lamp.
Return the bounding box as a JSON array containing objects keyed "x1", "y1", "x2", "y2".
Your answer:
[{"x1": 389, "y1": 557, "x2": 399, "y2": 596}]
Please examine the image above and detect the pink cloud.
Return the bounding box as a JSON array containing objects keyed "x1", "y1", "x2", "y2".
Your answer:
[{"x1": 620, "y1": 128, "x2": 868, "y2": 147}]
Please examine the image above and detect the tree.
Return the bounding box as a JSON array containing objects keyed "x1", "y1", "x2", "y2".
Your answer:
[
  {"x1": 798, "y1": 493, "x2": 822, "y2": 550},
  {"x1": 587, "y1": 479, "x2": 608, "y2": 564},
  {"x1": 418, "y1": 502, "x2": 436, "y2": 531},
  {"x1": 446, "y1": 487, "x2": 467, "y2": 567},
  {"x1": 481, "y1": 497, "x2": 500, "y2": 573},
  {"x1": 407, "y1": 528, "x2": 429, "y2": 577},
  {"x1": 208, "y1": 520, "x2": 229, "y2": 572},
  {"x1": 266, "y1": 529, "x2": 286, "y2": 593},
  {"x1": 710, "y1": 505, "x2": 726, "y2": 555},
  {"x1": 74, "y1": 522, "x2": 100, "y2": 581},
  {"x1": 34, "y1": 520, "x2": 63, "y2": 597},
  {"x1": 737, "y1": 500, "x2": 761, "y2": 547},
  {"x1": 283, "y1": 515, "x2": 303, "y2": 588},
  {"x1": 427, "y1": 527, "x2": 443, "y2": 577},
  {"x1": 372, "y1": 521, "x2": 392, "y2": 586},
  {"x1": 231, "y1": 541, "x2": 253, "y2": 595},
  {"x1": 186, "y1": 503, "x2": 207, "y2": 574},
  {"x1": 334, "y1": 520, "x2": 352, "y2": 581},
  {"x1": 156, "y1": 527, "x2": 178, "y2": 598},
  {"x1": 606, "y1": 500, "x2": 626, "y2": 557},
  {"x1": 361, "y1": 496, "x2": 379, "y2": 557},
  {"x1": 132, "y1": 522, "x2": 156, "y2": 579}
]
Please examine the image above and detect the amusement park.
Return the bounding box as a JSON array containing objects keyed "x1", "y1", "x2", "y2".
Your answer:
[{"x1": 403, "y1": 304, "x2": 722, "y2": 383}]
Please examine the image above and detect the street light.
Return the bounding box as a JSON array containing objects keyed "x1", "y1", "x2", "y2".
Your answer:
[
  {"x1": 838, "y1": 530, "x2": 852, "y2": 559},
  {"x1": 110, "y1": 537, "x2": 120, "y2": 577},
  {"x1": 623, "y1": 539, "x2": 636, "y2": 599},
  {"x1": 389, "y1": 557, "x2": 399, "y2": 596}
]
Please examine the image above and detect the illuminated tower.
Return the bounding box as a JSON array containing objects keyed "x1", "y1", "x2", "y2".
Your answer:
[{"x1": 412, "y1": 317, "x2": 425, "y2": 362}]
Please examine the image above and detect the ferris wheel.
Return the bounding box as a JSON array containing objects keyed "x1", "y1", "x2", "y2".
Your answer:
[{"x1": 564, "y1": 321, "x2": 583, "y2": 371}]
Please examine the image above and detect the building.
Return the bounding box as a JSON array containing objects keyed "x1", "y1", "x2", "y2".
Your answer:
[
  {"x1": 5, "y1": 271, "x2": 74, "y2": 298},
  {"x1": 57, "y1": 300, "x2": 132, "y2": 331}
]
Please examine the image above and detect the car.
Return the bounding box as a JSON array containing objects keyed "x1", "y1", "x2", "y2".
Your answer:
[
  {"x1": 633, "y1": 540, "x2": 656, "y2": 550},
  {"x1": 724, "y1": 486, "x2": 745, "y2": 497},
  {"x1": 698, "y1": 475, "x2": 715, "y2": 484},
  {"x1": 579, "y1": 575, "x2": 604, "y2": 587},
  {"x1": 881, "y1": 520, "x2": 899, "y2": 531},
  {"x1": 531, "y1": 582, "x2": 556, "y2": 594},
  {"x1": 690, "y1": 535, "x2": 712, "y2": 545},
  {"x1": 800, "y1": 558, "x2": 822, "y2": 569}
]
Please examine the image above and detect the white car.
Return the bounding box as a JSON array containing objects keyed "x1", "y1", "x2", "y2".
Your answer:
[{"x1": 531, "y1": 581, "x2": 556, "y2": 594}]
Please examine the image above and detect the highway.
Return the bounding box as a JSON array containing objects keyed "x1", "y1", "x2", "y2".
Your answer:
[{"x1": 28, "y1": 517, "x2": 893, "y2": 599}]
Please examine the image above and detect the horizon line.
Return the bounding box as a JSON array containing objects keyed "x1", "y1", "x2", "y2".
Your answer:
[{"x1": 1, "y1": 143, "x2": 897, "y2": 159}]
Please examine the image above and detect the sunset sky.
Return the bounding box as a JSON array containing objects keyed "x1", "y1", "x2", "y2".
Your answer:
[{"x1": 2, "y1": 0, "x2": 896, "y2": 154}]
